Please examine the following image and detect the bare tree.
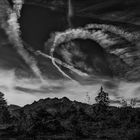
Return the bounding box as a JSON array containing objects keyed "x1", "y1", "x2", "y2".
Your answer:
[
  {"x1": 86, "y1": 92, "x2": 91, "y2": 104},
  {"x1": 120, "y1": 98, "x2": 127, "y2": 107},
  {"x1": 130, "y1": 98, "x2": 137, "y2": 108}
]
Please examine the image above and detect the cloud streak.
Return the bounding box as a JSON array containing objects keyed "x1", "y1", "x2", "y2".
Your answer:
[
  {"x1": 0, "y1": 0, "x2": 44, "y2": 82},
  {"x1": 0, "y1": 68, "x2": 139, "y2": 107}
]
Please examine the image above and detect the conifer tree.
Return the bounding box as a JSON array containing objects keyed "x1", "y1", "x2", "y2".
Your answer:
[
  {"x1": 0, "y1": 91, "x2": 10, "y2": 124},
  {"x1": 0, "y1": 92, "x2": 7, "y2": 108},
  {"x1": 95, "y1": 86, "x2": 110, "y2": 107}
]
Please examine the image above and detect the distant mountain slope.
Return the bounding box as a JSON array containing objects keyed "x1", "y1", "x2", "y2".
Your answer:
[{"x1": 7, "y1": 97, "x2": 140, "y2": 140}]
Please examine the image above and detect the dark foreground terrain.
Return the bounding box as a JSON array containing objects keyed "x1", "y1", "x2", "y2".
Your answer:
[{"x1": 0, "y1": 97, "x2": 139, "y2": 140}]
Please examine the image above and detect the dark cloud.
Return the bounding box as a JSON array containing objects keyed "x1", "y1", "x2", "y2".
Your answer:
[
  {"x1": 15, "y1": 85, "x2": 65, "y2": 94},
  {"x1": 134, "y1": 87, "x2": 140, "y2": 95},
  {"x1": 18, "y1": 0, "x2": 140, "y2": 83},
  {"x1": 54, "y1": 39, "x2": 113, "y2": 77},
  {"x1": 136, "y1": 99, "x2": 140, "y2": 103},
  {"x1": 110, "y1": 99, "x2": 121, "y2": 105},
  {"x1": 102, "y1": 80, "x2": 120, "y2": 97},
  {"x1": 103, "y1": 81, "x2": 119, "y2": 89}
]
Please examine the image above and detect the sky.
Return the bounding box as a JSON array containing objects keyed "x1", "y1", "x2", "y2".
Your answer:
[
  {"x1": 0, "y1": 68, "x2": 140, "y2": 106},
  {"x1": 0, "y1": 0, "x2": 140, "y2": 107}
]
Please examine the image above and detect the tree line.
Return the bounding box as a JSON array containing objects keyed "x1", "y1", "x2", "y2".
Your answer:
[{"x1": 0, "y1": 88, "x2": 139, "y2": 139}]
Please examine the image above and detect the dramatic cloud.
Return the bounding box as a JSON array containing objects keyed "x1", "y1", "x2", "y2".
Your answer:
[{"x1": 0, "y1": 0, "x2": 140, "y2": 107}]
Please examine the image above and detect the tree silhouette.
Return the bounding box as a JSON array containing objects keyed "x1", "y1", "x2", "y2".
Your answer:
[
  {"x1": 0, "y1": 91, "x2": 10, "y2": 124},
  {"x1": 130, "y1": 98, "x2": 137, "y2": 108},
  {"x1": 0, "y1": 92, "x2": 7, "y2": 107},
  {"x1": 120, "y1": 98, "x2": 127, "y2": 107},
  {"x1": 95, "y1": 87, "x2": 110, "y2": 107}
]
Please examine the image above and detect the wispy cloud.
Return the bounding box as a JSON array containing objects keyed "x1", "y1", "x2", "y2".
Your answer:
[{"x1": 0, "y1": 68, "x2": 140, "y2": 106}]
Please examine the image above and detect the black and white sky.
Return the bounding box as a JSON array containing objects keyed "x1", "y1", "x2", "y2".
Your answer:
[{"x1": 0, "y1": 0, "x2": 140, "y2": 106}]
